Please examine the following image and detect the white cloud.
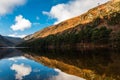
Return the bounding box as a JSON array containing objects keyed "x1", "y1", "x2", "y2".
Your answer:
[
  {"x1": 8, "y1": 33, "x2": 27, "y2": 38},
  {"x1": 11, "y1": 63, "x2": 32, "y2": 80},
  {"x1": 8, "y1": 56, "x2": 27, "y2": 62},
  {"x1": 43, "y1": 0, "x2": 109, "y2": 24},
  {"x1": 10, "y1": 15, "x2": 32, "y2": 31},
  {"x1": 0, "y1": 0, "x2": 26, "y2": 16},
  {"x1": 8, "y1": 58, "x2": 17, "y2": 62},
  {"x1": 50, "y1": 69, "x2": 85, "y2": 80}
]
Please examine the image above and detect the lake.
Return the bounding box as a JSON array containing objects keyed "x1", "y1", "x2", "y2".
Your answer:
[
  {"x1": 0, "y1": 48, "x2": 85, "y2": 80},
  {"x1": 22, "y1": 48, "x2": 120, "y2": 80}
]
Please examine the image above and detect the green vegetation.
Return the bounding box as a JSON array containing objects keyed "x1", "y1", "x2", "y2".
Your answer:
[
  {"x1": 19, "y1": 26, "x2": 113, "y2": 49},
  {"x1": 19, "y1": 10, "x2": 120, "y2": 49},
  {"x1": 106, "y1": 12, "x2": 120, "y2": 25},
  {"x1": 18, "y1": 8, "x2": 120, "y2": 49},
  {"x1": 111, "y1": 31, "x2": 120, "y2": 48}
]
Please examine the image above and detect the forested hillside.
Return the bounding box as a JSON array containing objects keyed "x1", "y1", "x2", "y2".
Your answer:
[{"x1": 19, "y1": 0, "x2": 120, "y2": 49}]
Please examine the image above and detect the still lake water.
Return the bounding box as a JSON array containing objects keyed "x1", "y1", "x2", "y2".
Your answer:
[
  {"x1": 27, "y1": 48, "x2": 120, "y2": 79},
  {"x1": 0, "y1": 48, "x2": 85, "y2": 80}
]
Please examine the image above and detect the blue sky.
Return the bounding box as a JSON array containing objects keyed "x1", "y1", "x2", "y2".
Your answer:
[{"x1": 0, "y1": 0, "x2": 109, "y2": 38}]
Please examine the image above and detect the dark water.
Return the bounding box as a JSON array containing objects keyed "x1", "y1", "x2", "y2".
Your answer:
[
  {"x1": 0, "y1": 48, "x2": 84, "y2": 80},
  {"x1": 25, "y1": 48, "x2": 120, "y2": 79}
]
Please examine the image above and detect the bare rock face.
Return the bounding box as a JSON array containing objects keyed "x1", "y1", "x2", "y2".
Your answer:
[{"x1": 24, "y1": 0, "x2": 120, "y2": 41}]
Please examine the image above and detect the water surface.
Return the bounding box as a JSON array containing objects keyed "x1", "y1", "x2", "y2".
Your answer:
[
  {"x1": 25, "y1": 48, "x2": 120, "y2": 79},
  {"x1": 0, "y1": 48, "x2": 85, "y2": 80}
]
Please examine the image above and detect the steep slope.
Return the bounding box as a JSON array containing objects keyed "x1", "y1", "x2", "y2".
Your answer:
[
  {"x1": 0, "y1": 35, "x2": 14, "y2": 47},
  {"x1": 24, "y1": 0, "x2": 120, "y2": 40},
  {"x1": 20, "y1": 0, "x2": 120, "y2": 49}
]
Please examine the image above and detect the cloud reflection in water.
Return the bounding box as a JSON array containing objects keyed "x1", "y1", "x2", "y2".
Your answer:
[{"x1": 0, "y1": 56, "x2": 85, "y2": 80}]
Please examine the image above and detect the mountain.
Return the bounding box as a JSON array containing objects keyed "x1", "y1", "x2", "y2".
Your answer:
[
  {"x1": 4, "y1": 36, "x2": 24, "y2": 45},
  {"x1": 24, "y1": 0, "x2": 120, "y2": 40},
  {"x1": 0, "y1": 35, "x2": 14, "y2": 47},
  {"x1": 21, "y1": 0, "x2": 120, "y2": 49},
  {"x1": 0, "y1": 35, "x2": 24, "y2": 47}
]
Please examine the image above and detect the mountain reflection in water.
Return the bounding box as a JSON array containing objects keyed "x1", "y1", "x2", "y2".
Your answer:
[
  {"x1": 24, "y1": 48, "x2": 120, "y2": 79},
  {"x1": 0, "y1": 49, "x2": 85, "y2": 80}
]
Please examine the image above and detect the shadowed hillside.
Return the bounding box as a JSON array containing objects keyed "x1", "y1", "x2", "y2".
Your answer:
[
  {"x1": 0, "y1": 35, "x2": 24, "y2": 47},
  {"x1": 0, "y1": 35, "x2": 14, "y2": 47},
  {"x1": 4, "y1": 36, "x2": 24, "y2": 45}
]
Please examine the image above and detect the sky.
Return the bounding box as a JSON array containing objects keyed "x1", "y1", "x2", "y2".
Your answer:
[{"x1": 0, "y1": 0, "x2": 109, "y2": 38}]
